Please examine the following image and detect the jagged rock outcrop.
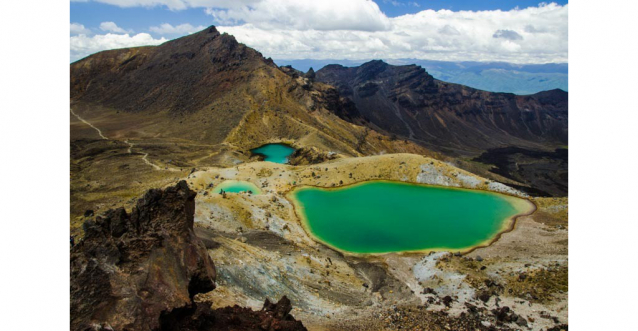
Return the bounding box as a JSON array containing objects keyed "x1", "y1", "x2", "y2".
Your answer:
[
  {"x1": 160, "y1": 296, "x2": 306, "y2": 331},
  {"x1": 279, "y1": 65, "x2": 361, "y2": 122},
  {"x1": 304, "y1": 67, "x2": 315, "y2": 81},
  {"x1": 70, "y1": 181, "x2": 215, "y2": 330},
  {"x1": 316, "y1": 60, "x2": 568, "y2": 156},
  {"x1": 70, "y1": 181, "x2": 306, "y2": 331},
  {"x1": 279, "y1": 65, "x2": 304, "y2": 78},
  {"x1": 313, "y1": 86, "x2": 362, "y2": 122},
  {"x1": 287, "y1": 146, "x2": 339, "y2": 165}
]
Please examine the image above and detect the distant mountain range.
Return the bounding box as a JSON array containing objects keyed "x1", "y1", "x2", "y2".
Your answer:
[
  {"x1": 275, "y1": 59, "x2": 567, "y2": 95},
  {"x1": 315, "y1": 60, "x2": 567, "y2": 157}
]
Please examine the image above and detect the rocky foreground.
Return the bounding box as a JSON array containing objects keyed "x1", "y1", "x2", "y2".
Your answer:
[
  {"x1": 70, "y1": 153, "x2": 567, "y2": 331},
  {"x1": 70, "y1": 181, "x2": 306, "y2": 331}
]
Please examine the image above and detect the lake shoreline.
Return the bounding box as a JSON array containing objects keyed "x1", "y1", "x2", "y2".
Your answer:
[
  {"x1": 286, "y1": 179, "x2": 537, "y2": 257},
  {"x1": 250, "y1": 143, "x2": 296, "y2": 164}
]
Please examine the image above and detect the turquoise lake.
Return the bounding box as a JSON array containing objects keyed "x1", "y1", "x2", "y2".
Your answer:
[
  {"x1": 250, "y1": 144, "x2": 295, "y2": 164},
  {"x1": 290, "y1": 181, "x2": 533, "y2": 254},
  {"x1": 214, "y1": 180, "x2": 261, "y2": 194}
]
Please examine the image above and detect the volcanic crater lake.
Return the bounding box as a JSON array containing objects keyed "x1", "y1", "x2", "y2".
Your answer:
[
  {"x1": 214, "y1": 180, "x2": 261, "y2": 194},
  {"x1": 250, "y1": 143, "x2": 295, "y2": 164},
  {"x1": 290, "y1": 181, "x2": 534, "y2": 254}
]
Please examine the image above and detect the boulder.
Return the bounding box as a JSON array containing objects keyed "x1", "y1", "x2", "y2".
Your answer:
[{"x1": 442, "y1": 296, "x2": 454, "y2": 307}]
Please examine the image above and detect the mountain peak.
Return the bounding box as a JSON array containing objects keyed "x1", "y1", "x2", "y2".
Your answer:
[
  {"x1": 70, "y1": 25, "x2": 273, "y2": 114},
  {"x1": 360, "y1": 59, "x2": 388, "y2": 69},
  {"x1": 192, "y1": 25, "x2": 221, "y2": 38}
]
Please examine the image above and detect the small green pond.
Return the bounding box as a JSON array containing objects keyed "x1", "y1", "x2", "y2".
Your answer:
[
  {"x1": 250, "y1": 143, "x2": 295, "y2": 164},
  {"x1": 214, "y1": 180, "x2": 261, "y2": 194},
  {"x1": 290, "y1": 181, "x2": 533, "y2": 254}
]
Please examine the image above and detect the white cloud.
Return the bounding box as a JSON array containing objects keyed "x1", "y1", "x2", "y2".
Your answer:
[
  {"x1": 493, "y1": 29, "x2": 523, "y2": 40},
  {"x1": 80, "y1": 0, "x2": 389, "y2": 31},
  {"x1": 70, "y1": 23, "x2": 92, "y2": 35},
  {"x1": 70, "y1": 1, "x2": 568, "y2": 64},
  {"x1": 215, "y1": 2, "x2": 568, "y2": 63},
  {"x1": 70, "y1": 33, "x2": 167, "y2": 62},
  {"x1": 205, "y1": 0, "x2": 390, "y2": 32},
  {"x1": 438, "y1": 25, "x2": 460, "y2": 36},
  {"x1": 149, "y1": 23, "x2": 206, "y2": 35},
  {"x1": 99, "y1": 21, "x2": 128, "y2": 33}
]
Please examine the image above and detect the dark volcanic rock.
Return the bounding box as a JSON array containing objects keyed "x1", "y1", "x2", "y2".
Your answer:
[
  {"x1": 70, "y1": 181, "x2": 306, "y2": 331},
  {"x1": 422, "y1": 287, "x2": 437, "y2": 295},
  {"x1": 279, "y1": 65, "x2": 304, "y2": 78},
  {"x1": 70, "y1": 181, "x2": 216, "y2": 331},
  {"x1": 473, "y1": 146, "x2": 568, "y2": 197},
  {"x1": 478, "y1": 291, "x2": 492, "y2": 303},
  {"x1": 316, "y1": 86, "x2": 362, "y2": 122},
  {"x1": 491, "y1": 306, "x2": 524, "y2": 324},
  {"x1": 441, "y1": 295, "x2": 454, "y2": 307},
  {"x1": 316, "y1": 60, "x2": 568, "y2": 157},
  {"x1": 287, "y1": 146, "x2": 338, "y2": 165},
  {"x1": 304, "y1": 67, "x2": 316, "y2": 81},
  {"x1": 159, "y1": 296, "x2": 305, "y2": 331}
]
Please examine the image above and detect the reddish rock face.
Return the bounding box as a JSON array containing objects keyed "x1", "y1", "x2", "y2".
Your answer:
[
  {"x1": 70, "y1": 181, "x2": 306, "y2": 331},
  {"x1": 70, "y1": 181, "x2": 216, "y2": 330}
]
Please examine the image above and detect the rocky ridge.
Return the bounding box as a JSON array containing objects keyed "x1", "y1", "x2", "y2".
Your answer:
[
  {"x1": 316, "y1": 60, "x2": 568, "y2": 156},
  {"x1": 70, "y1": 180, "x2": 306, "y2": 331}
]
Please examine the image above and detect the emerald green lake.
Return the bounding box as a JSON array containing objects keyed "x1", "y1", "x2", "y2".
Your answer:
[
  {"x1": 251, "y1": 144, "x2": 295, "y2": 164},
  {"x1": 214, "y1": 180, "x2": 261, "y2": 194},
  {"x1": 290, "y1": 181, "x2": 533, "y2": 254}
]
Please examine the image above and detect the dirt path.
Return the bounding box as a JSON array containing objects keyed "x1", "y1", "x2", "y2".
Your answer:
[
  {"x1": 123, "y1": 140, "x2": 162, "y2": 170},
  {"x1": 71, "y1": 108, "x2": 180, "y2": 172},
  {"x1": 70, "y1": 108, "x2": 108, "y2": 140},
  {"x1": 123, "y1": 140, "x2": 182, "y2": 172}
]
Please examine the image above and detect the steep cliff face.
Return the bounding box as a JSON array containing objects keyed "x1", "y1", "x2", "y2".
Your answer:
[
  {"x1": 316, "y1": 60, "x2": 568, "y2": 156},
  {"x1": 70, "y1": 181, "x2": 306, "y2": 331}
]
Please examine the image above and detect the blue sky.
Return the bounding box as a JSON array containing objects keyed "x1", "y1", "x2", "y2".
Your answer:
[
  {"x1": 377, "y1": 0, "x2": 568, "y2": 16},
  {"x1": 70, "y1": 1, "x2": 568, "y2": 64},
  {"x1": 71, "y1": 2, "x2": 208, "y2": 34}
]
